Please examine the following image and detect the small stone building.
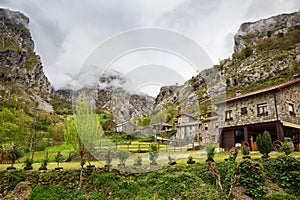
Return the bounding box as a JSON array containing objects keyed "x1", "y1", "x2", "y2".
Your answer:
[
  {"x1": 216, "y1": 78, "x2": 300, "y2": 151},
  {"x1": 175, "y1": 114, "x2": 200, "y2": 142},
  {"x1": 200, "y1": 116, "x2": 219, "y2": 144},
  {"x1": 116, "y1": 121, "x2": 135, "y2": 133}
]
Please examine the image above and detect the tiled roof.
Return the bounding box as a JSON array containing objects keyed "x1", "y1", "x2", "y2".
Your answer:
[
  {"x1": 176, "y1": 113, "x2": 197, "y2": 120},
  {"x1": 202, "y1": 116, "x2": 218, "y2": 121},
  {"x1": 176, "y1": 121, "x2": 200, "y2": 127},
  {"x1": 216, "y1": 78, "x2": 300, "y2": 104}
]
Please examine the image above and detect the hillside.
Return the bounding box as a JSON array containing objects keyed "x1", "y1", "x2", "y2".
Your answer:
[
  {"x1": 155, "y1": 11, "x2": 300, "y2": 121},
  {"x1": 0, "y1": 8, "x2": 65, "y2": 149}
]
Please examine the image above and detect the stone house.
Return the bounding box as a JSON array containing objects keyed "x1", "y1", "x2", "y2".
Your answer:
[
  {"x1": 174, "y1": 114, "x2": 200, "y2": 143},
  {"x1": 200, "y1": 116, "x2": 219, "y2": 144},
  {"x1": 116, "y1": 121, "x2": 135, "y2": 133},
  {"x1": 216, "y1": 78, "x2": 300, "y2": 151},
  {"x1": 152, "y1": 123, "x2": 173, "y2": 134}
]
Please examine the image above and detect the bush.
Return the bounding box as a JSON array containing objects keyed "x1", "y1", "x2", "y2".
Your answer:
[
  {"x1": 205, "y1": 144, "x2": 215, "y2": 161},
  {"x1": 23, "y1": 158, "x2": 33, "y2": 170},
  {"x1": 29, "y1": 184, "x2": 86, "y2": 200},
  {"x1": 117, "y1": 150, "x2": 129, "y2": 165},
  {"x1": 256, "y1": 131, "x2": 272, "y2": 158},
  {"x1": 280, "y1": 140, "x2": 294, "y2": 155},
  {"x1": 267, "y1": 192, "x2": 299, "y2": 200},
  {"x1": 236, "y1": 159, "x2": 267, "y2": 199},
  {"x1": 263, "y1": 156, "x2": 300, "y2": 196}
]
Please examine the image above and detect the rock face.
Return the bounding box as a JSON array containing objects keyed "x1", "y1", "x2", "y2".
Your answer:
[
  {"x1": 96, "y1": 74, "x2": 155, "y2": 122},
  {"x1": 155, "y1": 11, "x2": 300, "y2": 119},
  {"x1": 0, "y1": 8, "x2": 51, "y2": 94},
  {"x1": 234, "y1": 11, "x2": 300, "y2": 53}
]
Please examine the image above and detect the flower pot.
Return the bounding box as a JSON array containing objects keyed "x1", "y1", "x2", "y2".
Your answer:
[
  {"x1": 242, "y1": 155, "x2": 251, "y2": 159},
  {"x1": 87, "y1": 165, "x2": 95, "y2": 169},
  {"x1": 39, "y1": 167, "x2": 47, "y2": 171},
  {"x1": 168, "y1": 161, "x2": 176, "y2": 165},
  {"x1": 150, "y1": 162, "x2": 158, "y2": 165},
  {"x1": 55, "y1": 167, "x2": 63, "y2": 170},
  {"x1": 187, "y1": 160, "x2": 195, "y2": 164},
  {"x1": 261, "y1": 155, "x2": 270, "y2": 159},
  {"x1": 6, "y1": 166, "x2": 16, "y2": 170},
  {"x1": 24, "y1": 166, "x2": 33, "y2": 170}
]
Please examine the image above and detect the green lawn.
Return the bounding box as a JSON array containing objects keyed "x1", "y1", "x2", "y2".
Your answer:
[{"x1": 1, "y1": 143, "x2": 300, "y2": 171}]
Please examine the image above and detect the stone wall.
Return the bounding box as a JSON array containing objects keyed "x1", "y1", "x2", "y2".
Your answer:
[
  {"x1": 277, "y1": 82, "x2": 300, "y2": 124},
  {"x1": 217, "y1": 92, "x2": 278, "y2": 128},
  {"x1": 200, "y1": 118, "x2": 219, "y2": 144}
]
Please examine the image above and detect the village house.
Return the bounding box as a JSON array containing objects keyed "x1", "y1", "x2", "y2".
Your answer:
[
  {"x1": 152, "y1": 123, "x2": 173, "y2": 134},
  {"x1": 116, "y1": 121, "x2": 135, "y2": 133},
  {"x1": 174, "y1": 114, "x2": 200, "y2": 143},
  {"x1": 200, "y1": 116, "x2": 219, "y2": 144},
  {"x1": 216, "y1": 78, "x2": 300, "y2": 151}
]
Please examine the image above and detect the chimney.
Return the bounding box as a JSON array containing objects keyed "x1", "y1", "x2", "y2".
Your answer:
[{"x1": 236, "y1": 90, "x2": 242, "y2": 96}]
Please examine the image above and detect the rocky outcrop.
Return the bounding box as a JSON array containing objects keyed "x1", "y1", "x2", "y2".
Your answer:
[
  {"x1": 0, "y1": 8, "x2": 51, "y2": 94},
  {"x1": 234, "y1": 11, "x2": 300, "y2": 53},
  {"x1": 155, "y1": 11, "x2": 300, "y2": 119}
]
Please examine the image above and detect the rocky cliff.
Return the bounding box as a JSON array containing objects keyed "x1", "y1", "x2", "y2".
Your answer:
[
  {"x1": 0, "y1": 8, "x2": 53, "y2": 112},
  {"x1": 234, "y1": 11, "x2": 300, "y2": 53},
  {"x1": 154, "y1": 11, "x2": 300, "y2": 120}
]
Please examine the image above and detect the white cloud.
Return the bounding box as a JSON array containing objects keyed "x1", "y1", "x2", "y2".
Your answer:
[{"x1": 0, "y1": 0, "x2": 299, "y2": 94}]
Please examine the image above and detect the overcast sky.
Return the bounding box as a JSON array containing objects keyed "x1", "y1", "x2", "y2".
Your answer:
[{"x1": 0, "y1": 0, "x2": 299, "y2": 95}]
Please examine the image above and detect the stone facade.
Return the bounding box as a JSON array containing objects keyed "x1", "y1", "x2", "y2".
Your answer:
[
  {"x1": 216, "y1": 78, "x2": 300, "y2": 150},
  {"x1": 200, "y1": 116, "x2": 219, "y2": 144},
  {"x1": 174, "y1": 114, "x2": 200, "y2": 142}
]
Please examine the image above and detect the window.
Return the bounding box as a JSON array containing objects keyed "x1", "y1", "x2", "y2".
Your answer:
[
  {"x1": 204, "y1": 123, "x2": 208, "y2": 130},
  {"x1": 257, "y1": 103, "x2": 268, "y2": 115},
  {"x1": 289, "y1": 103, "x2": 295, "y2": 115},
  {"x1": 241, "y1": 107, "x2": 247, "y2": 115},
  {"x1": 225, "y1": 110, "x2": 233, "y2": 120},
  {"x1": 212, "y1": 135, "x2": 216, "y2": 143}
]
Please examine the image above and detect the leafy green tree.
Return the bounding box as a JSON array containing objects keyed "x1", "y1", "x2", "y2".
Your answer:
[
  {"x1": 7, "y1": 143, "x2": 24, "y2": 169},
  {"x1": 74, "y1": 95, "x2": 103, "y2": 164},
  {"x1": 141, "y1": 117, "x2": 151, "y2": 126},
  {"x1": 256, "y1": 130, "x2": 272, "y2": 158}
]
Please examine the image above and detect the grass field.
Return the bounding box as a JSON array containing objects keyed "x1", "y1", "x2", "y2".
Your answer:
[{"x1": 1, "y1": 144, "x2": 300, "y2": 171}]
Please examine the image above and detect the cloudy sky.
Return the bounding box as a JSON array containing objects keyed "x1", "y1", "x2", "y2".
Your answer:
[{"x1": 0, "y1": 0, "x2": 299, "y2": 95}]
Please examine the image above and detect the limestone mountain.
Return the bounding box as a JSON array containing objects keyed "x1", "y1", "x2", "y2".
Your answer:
[
  {"x1": 154, "y1": 11, "x2": 300, "y2": 120},
  {"x1": 55, "y1": 71, "x2": 155, "y2": 123},
  {"x1": 0, "y1": 8, "x2": 66, "y2": 149},
  {"x1": 0, "y1": 8, "x2": 53, "y2": 113}
]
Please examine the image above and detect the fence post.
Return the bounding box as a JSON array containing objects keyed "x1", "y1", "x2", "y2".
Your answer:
[{"x1": 138, "y1": 144, "x2": 141, "y2": 153}]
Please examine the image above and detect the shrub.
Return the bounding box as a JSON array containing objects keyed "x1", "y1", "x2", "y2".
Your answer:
[
  {"x1": 256, "y1": 131, "x2": 272, "y2": 158},
  {"x1": 104, "y1": 148, "x2": 112, "y2": 166},
  {"x1": 117, "y1": 150, "x2": 129, "y2": 166},
  {"x1": 280, "y1": 140, "x2": 294, "y2": 155},
  {"x1": 55, "y1": 151, "x2": 63, "y2": 168},
  {"x1": 267, "y1": 192, "x2": 299, "y2": 200},
  {"x1": 39, "y1": 158, "x2": 49, "y2": 170},
  {"x1": 23, "y1": 157, "x2": 33, "y2": 170},
  {"x1": 6, "y1": 143, "x2": 24, "y2": 169},
  {"x1": 134, "y1": 155, "x2": 142, "y2": 166},
  {"x1": 29, "y1": 184, "x2": 85, "y2": 200},
  {"x1": 205, "y1": 144, "x2": 215, "y2": 161},
  {"x1": 149, "y1": 144, "x2": 158, "y2": 165},
  {"x1": 236, "y1": 159, "x2": 267, "y2": 199},
  {"x1": 263, "y1": 156, "x2": 300, "y2": 196}
]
